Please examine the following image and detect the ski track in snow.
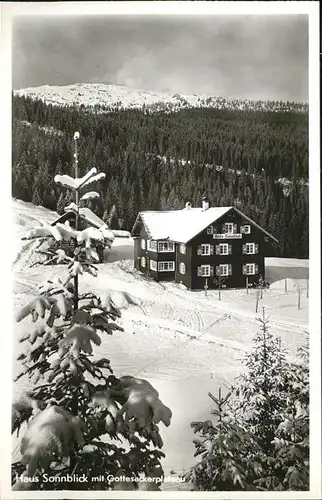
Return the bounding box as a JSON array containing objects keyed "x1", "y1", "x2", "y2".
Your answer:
[{"x1": 11, "y1": 199, "x2": 309, "y2": 484}]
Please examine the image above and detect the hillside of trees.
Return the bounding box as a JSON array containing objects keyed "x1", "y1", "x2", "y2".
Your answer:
[{"x1": 12, "y1": 94, "x2": 309, "y2": 258}]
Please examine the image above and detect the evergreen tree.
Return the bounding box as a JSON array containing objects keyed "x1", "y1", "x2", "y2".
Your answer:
[
  {"x1": 12, "y1": 136, "x2": 172, "y2": 491},
  {"x1": 12, "y1": 94, "x2": 309, "y2": 257},
  {"x1": 188, "y1": 317, "x2": 309, "y2": 491}
]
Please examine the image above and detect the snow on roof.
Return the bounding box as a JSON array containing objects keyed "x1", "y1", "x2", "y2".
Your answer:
[
  {"x1": 135, "y1": 206, "x2": 278, "y2": 244},
  {"x1": 139, "y1": 207, "x2": 232, "y2": 243},
  {"x1": 78, "y1": 207, "x2": 106, "y2": 228},
  {"x1": 53, "y1": 206, "x2": 106, "y2": 229}
]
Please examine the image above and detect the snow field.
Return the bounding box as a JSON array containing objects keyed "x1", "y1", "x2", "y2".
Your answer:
[{"x1": 12, "y1": 200, "x2": 309, "y2": 483}]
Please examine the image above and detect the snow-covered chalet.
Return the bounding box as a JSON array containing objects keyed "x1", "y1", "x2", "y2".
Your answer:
[{"x1": 131, "y1": 198, "x2": 278, "y2": 289}]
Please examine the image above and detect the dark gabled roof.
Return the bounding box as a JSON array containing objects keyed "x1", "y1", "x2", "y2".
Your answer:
[
  {"x1": 52, "y1": 207, "x2": 105, "y2": 230},
  {"x1": 131, "y1": 206, "x2": 278, "y2": 244}
]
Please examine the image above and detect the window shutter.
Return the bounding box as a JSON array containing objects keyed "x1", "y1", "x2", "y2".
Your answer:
[
  {"x1": 242, "y1": 265, "x2": 247, "y2": 275},
  {"x1": 233, "y1": 223, "x2": 237, "y2": 234},
  {"x1": 242, "y1": 244, "x2": 247, "y2": 254},
  {"x1": 213, "y1": 226, "x2": 217, "y2": 234},
  {"x1": 255, "y1": 264, "x2": 259, "y2": 274},
  {"x1": 215, "y1": 245, "x2": 220, "y2": 255},
  {"x1": 216, "y1": 265, "x2": 221, "y2": 276},
  {"x1": 210, "y1": 245, "x2": 214, "y2": 255},
  {"x1": 197, "y1": 245, "x2": 202, "y2": 256},
  {"x1": 222, "y1": 224, "x2": 226, "y2": 233},
  {"x1": 210, "y1": 266, "x2": 214, "y2": 276},
  {"x1": 240, "y1": 225, "x2": 245, "y2": 233},
  {"x1": 255, "y1": 244, "x2": 259, "y2": 254},
  {"x1": 228, "y1": 244, "x2": 232, "y2": 255},
  {"x1": 228, "y1": 264, "x2": 232, "y2": 275},
  {"x1": 197, "y1": 266, "x2": 202, "y2": 277}
]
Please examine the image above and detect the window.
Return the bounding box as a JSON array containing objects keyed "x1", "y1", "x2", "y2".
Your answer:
[
  {"x1": 180, "y1": 243, "x2": 186, "y2": 254},
  {"x1": 219, "y1": 264, "x2": 229, "y2": 276},
  {"x1": 224, "y1": 223, "x2": 235, "y2": 234},
  {"x1": 179, "y1": 262, "x2": 186, "y2": 274},
  {"x1": 201, "y1": 244, "x2": 211, "y2": 255},
  {"x1": 244, "y1": 263, "x2": 256, "y2": 275},
  {"x1": 141, "y1": 257, "x2": 146, "y2": 267},
  {"x1": 147, "y1": 240, "x2": 157, "y2": 252},
  {"x1": 141, "y1": 239, "x2": 146, "y2": 250},
  {"x1": 149, "y1": 260, "x2": 157, "y2": 271},
  {"x1": 215, "y1": 244, "x2": 231, "y2": 255},
  {"x1": 246, "y1": 243, "x2": 255, "y2": 254},
  {"x1": 243, "y1": 243, "x2": 258, "y2": 254},
  {"x1": 207, "y1": 226, "x2": 213, "y2": 235},
  {"x1": 243, "y1": 225, "x2": 251, "y2": 234},
  {"x1": 200, "y1": 265, "x2": 211, "y2": 277},
  {"x1": 158, "y1": 241, "x2": 175, "y2": 252},
  {"x1": 158, "y1": 261, "x2": 175, "y2": 272},
  {"x1": 216, "y1": 264, "x2": 232, "y2": 276},
  {"x1": 198, "y1": 244, "x2": 213, "y2": 256},
  {"x1": 219, "y1": 243, "x2": 229, "y2": 255}
]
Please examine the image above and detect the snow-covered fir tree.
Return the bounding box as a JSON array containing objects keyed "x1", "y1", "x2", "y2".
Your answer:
[
  {"x1": 12, "y1": 132, "x2": 172, "y2": 491},
  {"x1": 188, "y1": 316, "x2": 309, "y2": 491}
]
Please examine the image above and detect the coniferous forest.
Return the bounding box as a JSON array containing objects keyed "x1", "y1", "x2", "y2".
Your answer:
[{"x1": 12, "y1": 94, "x2": 309, "y2": 258}]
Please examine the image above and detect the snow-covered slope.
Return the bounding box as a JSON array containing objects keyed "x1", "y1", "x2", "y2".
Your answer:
[
  {"x1": 12, "y1": 200, "x2": 309, "y2": 487},
  {"x1": 14, "y1": 83, "x2": 308, "y2": 113}
]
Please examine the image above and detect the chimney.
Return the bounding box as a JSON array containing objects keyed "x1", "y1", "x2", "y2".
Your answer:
[
  {"x1": 202, "y1": 196, "x2": 209, "y2": 211},
  {"x1": 185, "y1": 201, "x2": 192, "y2": 210}
]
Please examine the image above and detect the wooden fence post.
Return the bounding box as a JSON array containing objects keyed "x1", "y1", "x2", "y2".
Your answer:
[
  {"x1": 255, "y1": 289, "x2": 259, "y2": 313},
  {"x1": 204, "y1": 278, "x2": 208, "y2": 296},
  {"x1": 246, "y1": 276, "x2": 249, "y2": 294},
  {"x1": 285, "y1": 278, "x2": 287, "y2": 293}
]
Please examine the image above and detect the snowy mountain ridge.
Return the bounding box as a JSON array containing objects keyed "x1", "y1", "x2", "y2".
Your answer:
[{"x1": 14, "y1": 83, "x2": 308, "y2": 113}]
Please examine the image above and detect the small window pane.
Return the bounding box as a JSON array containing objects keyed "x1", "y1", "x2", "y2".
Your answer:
[
  {"x1": 180, "y1": 262, "x2": 186, "y2": 274},
  {"x1": 246, "y1": 243, "x2": 255, "y2": 254},
  {"x1": 219, "y1": 244, "x2": 228, "y2": 255},
  {"x1": 158, "y1": 261, "x2": 175, "y2": 272},
  {"x1": 245, "y1": 263, "x2": 255, "y2": 275},
  {"x1": 200, "y1": 265, "x2": 211, "y2": 277},
  {"x1": 158, "y1": 241, "x2": 175, "y2": 252},
  {"x1": 219, "y1": 264, "x2": 229, "y2": 276},
  {"x1": 201, "y1": 244, "x2": 210, "y2": 255},
  {"x1": 147, "y1": 240, "x2": 157, "y2": 252},
  {"x1": 224, "y1": 223, "x2": 234, "y2": 234},
  {"x1": 150, "y1": 260, "x2": 157, "y2": 271}
]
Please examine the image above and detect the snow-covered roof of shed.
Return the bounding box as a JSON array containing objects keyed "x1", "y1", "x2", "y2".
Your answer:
[
  {"x1": 134, "y1": 206, "x2": 278, "y2": 244},
  {"x1": 52, "y1": 205, "x2": 106, "y2": 229},
  {"x1": 138, "y1": 207, "x2": 231, "y2": 243},
  {"x1": 77, "y1": 207, "x2": 106, "y2": 228}
]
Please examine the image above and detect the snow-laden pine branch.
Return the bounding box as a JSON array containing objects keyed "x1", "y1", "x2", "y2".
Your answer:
[
  {"x1": 80, "y1": 191, "x2": 100, "y2": 201},
  {"x1": 54, "y1": 168, "x2": 106, "y2": 191}
]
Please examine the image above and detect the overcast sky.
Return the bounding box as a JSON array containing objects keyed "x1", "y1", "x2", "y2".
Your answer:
[{"x1": 12, "y1": 15, "x2": 308, "y2": 101}]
